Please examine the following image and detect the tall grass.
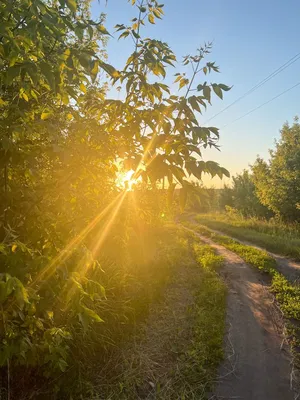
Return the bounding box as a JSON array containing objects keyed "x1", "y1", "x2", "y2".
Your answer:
[{"x1": 195, "y1": 213, "x2": 300, "y2": 260}]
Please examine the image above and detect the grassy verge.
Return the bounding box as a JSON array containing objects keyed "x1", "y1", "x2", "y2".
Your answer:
[
  {"x1": 180, "y1": 241, "x2": 226, "y2": 397},
  {"x1": 103, "y1": 231, "x2": 227, "y2": 399},
  {"x1": 195, "y1": 213, "x2": 300, "y2": 260},
  {"x1": 186, "y1": 221, "x2": 300, "y2": 363}
]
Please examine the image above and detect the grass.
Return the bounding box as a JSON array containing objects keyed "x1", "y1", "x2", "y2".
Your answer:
[
  {"x1": 195, "y1": 213, "x2": 300, "y2": 260},
  {"x1": 180, "y1": 241, "x2": 226, "y2": 397},
  {"x1": 102, "y1": 230, "x2": 227, "y2": 399},
  {"x1": 186, "y1": 220, "x2": 300, "y2": 364}
]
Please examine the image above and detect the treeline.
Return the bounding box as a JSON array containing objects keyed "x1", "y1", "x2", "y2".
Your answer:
[{"x1": 191, "y1": 118, "x2": 300, "y2": 222}]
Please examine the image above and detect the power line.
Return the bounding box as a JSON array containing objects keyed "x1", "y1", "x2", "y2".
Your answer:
[
  {"x1": 221, "y1": 81, "x2": 300, "y2": 129},
  {"x1": 204, "y1": 51, "x2": 300, "y2": 125}
]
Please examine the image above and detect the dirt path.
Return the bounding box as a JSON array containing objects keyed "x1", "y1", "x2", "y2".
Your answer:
[
  {"x1": 187, "y1": 227, "x2": 299, "y2": 400},
  {"x1": 203, "y1": 225, "x2": 300, "y2": 281}
]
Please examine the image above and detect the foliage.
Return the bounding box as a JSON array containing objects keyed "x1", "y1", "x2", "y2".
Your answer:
[
  {"x1": 252, "y1": 118, "x2": 300, "y2": 221},
  {"x1": 0, "y1": 0, "x2": 232, "y2": 397},
  {"x1": 217, "y1": 170, "x2": 271, "y2": 218},
  {"x1": 218, "y1": 184, "x2": 234, "y2": 210},
  {"x1": 231, "y1": 170, "x2": 271, "y2": 217}
]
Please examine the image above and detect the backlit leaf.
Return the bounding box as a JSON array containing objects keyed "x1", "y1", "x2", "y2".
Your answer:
[
  {"x1": 66, "y1": 0, "x2": 77, "y2": 12},
  {"x1": 148, "y1": 14, "x2": 155, "y2": 24}
]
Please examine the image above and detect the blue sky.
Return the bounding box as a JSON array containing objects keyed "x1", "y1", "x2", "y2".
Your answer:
[{"x1": 91, "y1": 0, "x2": 300, "y2": 187}]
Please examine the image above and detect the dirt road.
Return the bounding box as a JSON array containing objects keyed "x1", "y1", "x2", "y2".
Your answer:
[
  {"x1": 203, "y1": 225, "x2": 300, "y2": 281},
  {"x1": 189, "y1": 228, "x2": 299, "y2": 400}
]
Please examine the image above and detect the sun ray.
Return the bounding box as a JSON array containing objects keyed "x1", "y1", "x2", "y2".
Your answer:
[
  {"x1": 59, "y1": 190, "x2": 128, "y2": 307},
  {"x1": 90, "y1": 190, "x2": 127, "y2": 258},
  {"x1": 30, "y1": 192, "x2": 126, "y2": 289}
]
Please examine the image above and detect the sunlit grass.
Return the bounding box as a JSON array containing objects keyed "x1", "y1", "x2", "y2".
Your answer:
[
  {"x1": 185, "y1": 219, "x2": 300, "y2": 365},
  {"x1": 196, "y1": 213, "x2": 300, "y2": 260}
]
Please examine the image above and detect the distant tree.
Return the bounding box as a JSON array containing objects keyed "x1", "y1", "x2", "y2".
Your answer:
[
  {"x1": 252, "y1": 118, "x2": 300, "y2": 221},
  {"x1": 217, "y1": 171, "x2": 271, "y2": 218},
  {"x1": 231, "y1": 170, "x2": 271, "y2": 217},
  {"x1": 218, "y1": 184, "x2": 234, "y2": 210}
]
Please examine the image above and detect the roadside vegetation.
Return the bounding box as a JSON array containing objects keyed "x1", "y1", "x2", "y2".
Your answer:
[
  {"x1": 0, "y1": 0, "x2": 232, "y2": 398},
  {"x1": 103, "y1": 233, "x2": 226, "y2": 400},
  {"x1": 195, "y1": 213, "x2": 300, "y2": 260},
  {"x1": 188, "y1": 119, "x2": 300, "y2": 263},
  {"x1": 185, "y1": 221, "x2": 300, "y2": 364}
]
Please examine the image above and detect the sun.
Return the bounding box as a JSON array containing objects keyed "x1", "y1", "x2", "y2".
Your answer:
[{"x1": 116, "y1": 169, "x2": 137, "y2": 191}]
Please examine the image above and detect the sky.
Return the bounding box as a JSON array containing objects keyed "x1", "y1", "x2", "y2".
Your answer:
[{"x1": 91, "y1": 0, "x2": 300, "y2": 187}]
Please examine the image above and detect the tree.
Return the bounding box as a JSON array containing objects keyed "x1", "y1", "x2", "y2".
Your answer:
[
  {"x1": 231, "y1": 170, "x2": 271, "y2": 217},
  {"x1": 0, "y1": 0, "x2": 232, "y2": 396},
  {"x1": 218, "y1": 184, "x2": 234, "y2": 210},
  {"x1": 252, "y1": 118, "x2": 300, "y2": 221}
]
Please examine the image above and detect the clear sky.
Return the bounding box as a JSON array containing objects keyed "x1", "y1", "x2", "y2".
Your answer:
[{"x1": 91, "y1": 0, "x2": 300, "y2": 187}]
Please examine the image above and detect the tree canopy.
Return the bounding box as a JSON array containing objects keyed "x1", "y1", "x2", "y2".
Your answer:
[
  {"x1": 0, "y1": 0, "x2": 231, "y2": 397},
  {"x1": 252, "y1": 119, "x2": 300, "y2": 221}
]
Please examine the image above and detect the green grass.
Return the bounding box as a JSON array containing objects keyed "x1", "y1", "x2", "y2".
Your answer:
[
  {"x1": 99, "y1": 230, "x2": 227, "y2": 400},
  {"x1": 195, "y1": 213, "x2": 300, "y2": 260},
  {"x1": 186, "y1": 221, "x2": 300, "y2": 363},
  {"x1": 177, "y1": 240, "x2": 227, "y2": 398}
]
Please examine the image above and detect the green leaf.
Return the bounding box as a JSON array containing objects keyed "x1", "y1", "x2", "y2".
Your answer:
[
  {"x1": 212, "y1": 84, "x2": 223, "y2": 99},
  {"x1": 41, "y1": 112, "x2": 52, "y2": 120},
  {"x1": 132, "y1": 30, "x2": 140, "y2": 39},
  {"x1": 153, "y1": 9, "x2": 162, "y2": 19},
  {"x1": 170, "y1": 165, "x2": 186, "y2": 183},
  {"x1": 21, "y1": 92, "x2": 28, "y2": 102},
  {"x1": 208, "y1": 127, "x2": 219, "y2": 137},
  {"x1": 26, "y1": 63, "x2": 38, "y2": 85},
  {"x1": 81, "y1": 305, "x2": 104, "y2": 323},
  {"x1": 179, "y1": 78, "x2": 189, "y2": 90},
  {"x1": 221, "y1": 167, "x2": 230, "y2": 178},
  {"x1": 30, "y1": 89, "x2": 38, "y2": 101},
  {"x1": 15, "y1": 282, "x2": 29, "y2": 308},
  {"x1": 219, "y1": 84, "x2": 231, "y2": 91},
  {"x1": 40, "y1": 62, "x2": 55, "y2": 90},
  {"x1": 119, "y1": 30, "x2": 130, "y2": 40},
  {"x1": 80, "y1": 83, "x2": 86, "y2": 93},
  {"x1": 99, "y1": 62, "x2": 120, "y2": 79},
  {"x1": 188, "y1": 96, "x2": 201, "y2": 113},
  {"x1": 88, "y1": 25, "x2": 93, "y2": 40},
  {"x1": 148, "y1": 14, "x2": 155, "y2": 24},
  {"x1": 97, "y1": 25, "x2": 110, "y2": 35},
  {"x1": 203, "y1": 86, "x2": 211, "y2": 103},
  {"x1": 66, "y1": 0, "x2": 77, "y2": 12}
]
